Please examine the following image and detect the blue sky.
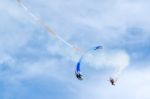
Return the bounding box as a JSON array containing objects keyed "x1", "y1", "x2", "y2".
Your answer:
[{"x1": 0, "y1": 0, "x2": 150, "y2": 99}]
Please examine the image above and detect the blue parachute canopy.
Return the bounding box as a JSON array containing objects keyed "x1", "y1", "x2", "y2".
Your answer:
[{"x1": 75, "y1": 45, "x2": 103, "y2": 80}]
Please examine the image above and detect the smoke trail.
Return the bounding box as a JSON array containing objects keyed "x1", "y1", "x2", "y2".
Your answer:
[
  {"x1": 84, "y1": 50, "x2": 130, "y2": 79},
  {"x1": 16, "y1": 0, "x2": 81, "y2": 51}
]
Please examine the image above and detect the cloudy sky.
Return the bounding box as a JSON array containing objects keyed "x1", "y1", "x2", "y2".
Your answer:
[{"x1": 0, "y1": 0, "x2": 150, "y2": 99}]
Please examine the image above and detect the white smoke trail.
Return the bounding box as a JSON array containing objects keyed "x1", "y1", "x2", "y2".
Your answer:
[
  {"x1": 84, "y1": 49, "x2": 130, "y2": 79},
  {"x1": 17, "y1": 0, "x2": 130, "y2": 81},
  {"x1": 16, "y1": 0, "x2": 81, "y2": 51}
]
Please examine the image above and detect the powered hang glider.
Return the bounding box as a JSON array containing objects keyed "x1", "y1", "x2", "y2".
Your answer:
[
  {"x1": 75, "y1": 46, "x2": 103, "y2": 80},
  {"x1": 16, "y1": 0, "x2": 80, "y2": 51}
]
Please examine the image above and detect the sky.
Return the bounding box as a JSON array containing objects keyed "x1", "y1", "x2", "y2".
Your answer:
[{"x1": 0, "y1": 0, "x2": 150, "y2": 99}]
